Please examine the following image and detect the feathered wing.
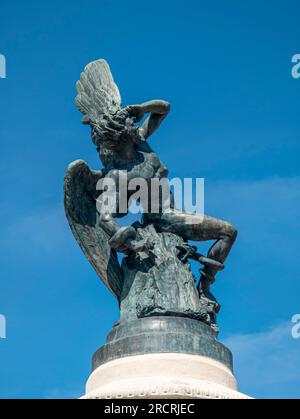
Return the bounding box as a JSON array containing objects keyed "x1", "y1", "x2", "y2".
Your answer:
[
  {"x1": 64, "y1": 160, "x2": 123, "y2": 300},
  {"x1": 75, "y1": 59, "x2": 122, "y2": 124}
]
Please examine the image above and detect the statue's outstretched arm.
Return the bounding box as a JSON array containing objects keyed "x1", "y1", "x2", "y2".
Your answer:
[{"x1": 127, "y1": 100, "x2": 170, "y2": 139}]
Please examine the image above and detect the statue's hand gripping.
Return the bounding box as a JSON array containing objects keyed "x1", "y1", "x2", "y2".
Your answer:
[
  {"x1": 126, "y1": 105, "x2": 146, "y2": 123},
  {"x1": 126, "y1": 100, "x2": 171, "y2": 139}
]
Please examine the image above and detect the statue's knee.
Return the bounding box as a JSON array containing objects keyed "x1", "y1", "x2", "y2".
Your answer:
[
  {"x1": 229, "y1": 224, "x2": 238, "y2": 241},
  {"x1": 223, "y1": 222, "x2": 238, "y2": 241},
  {"x1": 99, "y1": 213, "x2": 111, "y2": 223}
]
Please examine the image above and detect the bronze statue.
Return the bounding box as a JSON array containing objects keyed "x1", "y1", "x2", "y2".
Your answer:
[{"x1": 64, "y1": 60, "x2": 237, "y2": 331}]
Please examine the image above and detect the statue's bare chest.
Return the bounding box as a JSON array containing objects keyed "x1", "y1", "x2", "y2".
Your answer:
[{"x1": 107, "y1": 151, "x2": 168, "y2": 182}]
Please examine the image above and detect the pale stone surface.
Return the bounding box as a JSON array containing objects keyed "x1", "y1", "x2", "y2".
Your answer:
[{"x1": 83, "y1": 353, "x2": 251, "y2": 399}]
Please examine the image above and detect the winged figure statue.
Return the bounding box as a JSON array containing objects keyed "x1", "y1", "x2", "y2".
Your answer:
[{"x1": 64, "y1": 60, "x2": 237, "y2": 327}]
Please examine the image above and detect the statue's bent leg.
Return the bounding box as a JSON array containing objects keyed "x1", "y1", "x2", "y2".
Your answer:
[
  {"x1": 144, "y1": 210, "x2": 237, "y2": 278},
  {"x1": 97, "y1": 190, "x2": 146, "y2": 254}
]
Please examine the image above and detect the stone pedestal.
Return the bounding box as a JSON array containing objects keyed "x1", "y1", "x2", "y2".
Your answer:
[{"x1": 82, "y1": 317, "x2": 250, "y2": 399}]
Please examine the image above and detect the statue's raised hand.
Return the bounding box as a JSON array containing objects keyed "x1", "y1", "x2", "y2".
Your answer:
[{"x1": 126, "y1": 105, "x2": 145, "y2": 123}]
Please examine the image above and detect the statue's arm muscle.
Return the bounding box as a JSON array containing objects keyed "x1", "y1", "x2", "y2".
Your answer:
[{"x1": 128, "y1": 100, "x2": 170, "y2": 140}]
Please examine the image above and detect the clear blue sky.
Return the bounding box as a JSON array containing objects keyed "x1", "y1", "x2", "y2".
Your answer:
[{"x1": 0, "y1": 0, "x2": 300, "y2": 399}]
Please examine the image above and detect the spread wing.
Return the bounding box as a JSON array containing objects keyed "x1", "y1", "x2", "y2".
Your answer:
[
  {"x1": 64, "y1": 160, "x2": 123, "y2": 300},
  {"x1": 75, "y1": 59, "x2": 122, "y2": 125}
]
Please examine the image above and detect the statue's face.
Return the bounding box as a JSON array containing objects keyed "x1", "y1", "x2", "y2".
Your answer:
[
  {"x1": 122, "y1": 118, "x2": 141, "y2": 143},
  {"x1": 125, "y1": 117, "x2": 135, "y2": 129}
]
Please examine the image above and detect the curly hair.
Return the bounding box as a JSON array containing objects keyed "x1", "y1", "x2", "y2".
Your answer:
[{"x1": 91, "y1": 108, "x2": 141, "y2": 166}]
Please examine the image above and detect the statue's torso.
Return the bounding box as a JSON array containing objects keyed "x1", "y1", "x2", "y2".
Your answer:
[{"x1": 105, "y1": 142, "x2": 168, "y2": 182}]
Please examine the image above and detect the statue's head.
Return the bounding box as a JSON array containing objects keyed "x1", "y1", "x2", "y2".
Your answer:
[{"x1": 91, "y1": 108, "x2": 142, "y2": 166}]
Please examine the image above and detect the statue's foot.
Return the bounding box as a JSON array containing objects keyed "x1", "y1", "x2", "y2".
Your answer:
[
  {"x1": 198, "y1": 271, "x2": 221, "y2": 314},
  {"x1": 199, "y1": 269, "x2": 216, "y2": 284}
]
